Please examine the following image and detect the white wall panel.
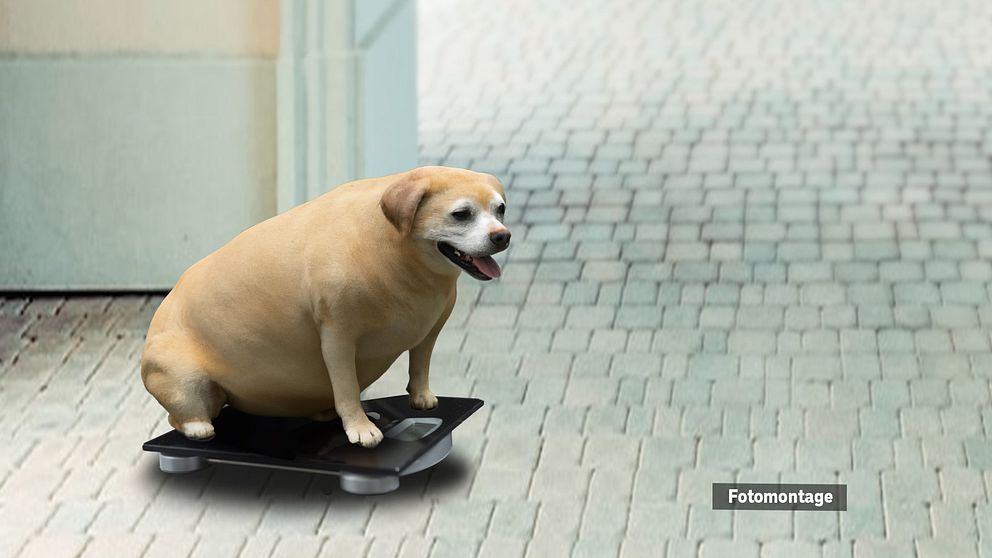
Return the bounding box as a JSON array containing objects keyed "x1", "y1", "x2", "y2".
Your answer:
[{"x1": 0, "y1": 60, "x2": 277, "y2": 289}]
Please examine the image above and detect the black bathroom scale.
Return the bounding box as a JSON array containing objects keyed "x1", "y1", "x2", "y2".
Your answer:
[{"x1": 143, "y1": 395, "x2": 483, "y2": 494}]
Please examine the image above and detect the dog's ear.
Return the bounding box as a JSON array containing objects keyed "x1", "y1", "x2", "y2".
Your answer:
[{"x1": 380, "y1": 174, "x2": 430, "y2": 236}]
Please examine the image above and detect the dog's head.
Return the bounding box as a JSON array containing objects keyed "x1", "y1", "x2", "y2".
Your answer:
[{"x1": 380, "y1": 166, "x2": 510, "y2": 281}]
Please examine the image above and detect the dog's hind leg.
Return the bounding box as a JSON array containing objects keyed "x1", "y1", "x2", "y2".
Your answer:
[{"x1": 141, "y1": 335, "x2": 227, "y2": 441}]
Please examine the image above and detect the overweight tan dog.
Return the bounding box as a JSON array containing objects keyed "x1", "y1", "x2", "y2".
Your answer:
[{"x1": 141, "y1": 166, "x2": 509, "y2": 448}]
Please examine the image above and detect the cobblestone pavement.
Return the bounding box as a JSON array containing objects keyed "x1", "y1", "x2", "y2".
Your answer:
[{"x1": 5, "y1": 0, "x2": 992, "y2": 556}]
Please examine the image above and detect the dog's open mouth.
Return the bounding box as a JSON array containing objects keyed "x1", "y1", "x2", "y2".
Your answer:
[{"x1": 437, "y1": 242, "x2": 502, "y2": 280}]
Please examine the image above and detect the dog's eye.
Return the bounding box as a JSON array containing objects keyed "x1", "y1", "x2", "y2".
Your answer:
[
  {"x1": 451, "y1": 209, "x2": 472, "y2": 221},
  {"x1": 496, "y1": 203, "x2": 506, "y2": 216}
]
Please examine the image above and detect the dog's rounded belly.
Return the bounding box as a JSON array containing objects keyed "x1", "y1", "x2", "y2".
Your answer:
[{"x1": 208, "y1": 350, "x2": 402, "y2": 417}]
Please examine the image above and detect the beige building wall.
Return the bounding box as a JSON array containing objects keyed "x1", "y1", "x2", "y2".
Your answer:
[
  {"x1": 0, "y1": 0, "x2": 280, "y2": 290},
  {"x1": 0, "y1": 0, "x2": 278, "y2": 55}
]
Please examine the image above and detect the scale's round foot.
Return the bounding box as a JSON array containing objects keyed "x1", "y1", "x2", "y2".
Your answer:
[
  {"x1": 340, "y1": 473, "x2": 400, "y2": 495},
  {"x1": 159, "y1": 454, "x2": 208, "y2": 474},
  {"x1": 401, "y1": 433, "x2": 452, "y2": 476}
]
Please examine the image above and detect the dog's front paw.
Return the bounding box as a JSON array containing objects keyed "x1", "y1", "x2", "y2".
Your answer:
[
  {"x1": 409, "y1": 389, "x2": 438, "y2": 410},
  {"x1": 344, "y1": 417, "x2": 383, "y2": 448}
]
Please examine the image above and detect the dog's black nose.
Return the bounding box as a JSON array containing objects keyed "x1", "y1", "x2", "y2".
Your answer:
[{"x1": 490, "y1": 230, "x2": 511, "y2": 248}]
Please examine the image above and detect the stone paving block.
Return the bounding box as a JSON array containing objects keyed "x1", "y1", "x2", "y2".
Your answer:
[
  {"x1": 365, "y1": 537, "x2": 405, "y2": 558},
  {"x1": 712, "y1": 379, "x2": 763, "y2": 406},
  {"x1": 531, "y1": 497, "x2": 585, "y2": 542},
  {"x1": 737, "y1": 307, "x2": 784, "y2": 329},
  {"x1": 852, "y1": 539, "x2": 915, "y2": 558},
  {"x1": 485, "y1": 403, "x2": 546, "y2": 436},
  {"x1": 394, "y1": 535, "x2": 432, "y2": 558},
  {"x1": 721, "y1": 407, "x2": 749, "y2": 437},
  {"x1": 550, "y1": 328, "x2": 592, "y2": 352},
  {"x1": 751, "y1": 437, "x2": 794, "y2": 472},
  {"x1": 523, "y1": 535, "x2": 573, "y2": 558},
  {"x1": 883, "y1": 497, "x2": 931, "y2": 539},
  {"x1": 942, "y1": 407, "x2": 984, "y2": 439},
  {"x1": 686, "y1": 506, "x2": 732, "y2": 539},
  {"x1": 832, "y1": 380, "x2": 870, "y2": 410},
  {"x1": 314, "y1": 499, "x2": 372, "y2": 537},
  {"x1": 43, "y1": 499, "x2": 102, "y2": 534},
  {"x1": 518, "y1": 353, "x2": 571, "y2": 377},
  {"x1": 477, "y1": 537, "x2": 527, "y2": 558},
  {"x1": 732, "y1": 509, "x2": 792, "y2": 542},
  {"x1": 80, "y1": 533, "x2": 150, "y2": 558},
  {"x1": 579, "y1": 492, "x2": 630, "y2": 538},
  {"x1": 793, "y1": 505, "x2": 840, "y2": 542},
  {"x1": 0, "y1": 464, "x2": 66, "y2": 501},
  {"x1": 471, "y1": 466, "x2": 533, "y2": 501},
  {"x1": 687, "y1": 355, "x2": 738, "y2": 380},
  {"x1": 727, "y1": 331, "x2": 777, "y2": 355},
  {"x1": 611, "y1": 353, "x2": 662, "y2": 377},
  {"x1": 920, "y1": 353, "x2": 971, "y2": 378},
  {"x1": 189, "y1": 533, "x2": 248, "y2": 558},
  {"x1": 652, "y1": 329, "x2": 702, "y2": 354},
  {"x1": 17, "y1": 534, "x2": 89, "y2": 558},
  {"x1": 796, "y1": 439, "x2": 851, "y2": 471},
  {"x1": 802, "y1": 326, "x2": 840, "y2": 355},
  {"x1": 881, "y1": 469, "x2": 940, "y2": 504},
  {"x1": 365, "y1": 499, "x2": 433, "y2": 539},
  {"x1": 541, "y1": 406, "x2": 584, "y2": 435},
  {"x1": 788, "y1": 384, "x2": 825, "y2": 418},
  {"x1": 626, "y1": 502, "x2": 687, "y2": 542},
  {"x1": 918, "y1": 539, "x2": 979, "y2": 558},
  {"x1": 482, "y1": 434, "x2": 541, "y2": 472},
  {"x1": 253, "y1": 497, "x2": 327, "y2": 535},
  {"x1": 663, "y1": 306, "x2": 701, "y2": 329},
  {"x1": 931, "y1": 501, "x2": 977, "y2": 541},
  {"x1": 794, "y1": 355, "x2": 843, "y2": 380},
  {"x1": 626, "y1": 330, "x2": 653, "y2": 352},
  {"x1": 665, "y1": 539, "x2": 701, "y2": 558},
  {"x1": 428, "y1": 500, "x2": 494, "y2": 541},
  {"x1": 892, "y1": 438, "x2": 926, "y2": 469},
  {"x1": 698, "y1": 539, "x2": 758, "y2": 558},
  {"x1": 0, "y1": 503, "x2": 52, "y2": 550},
  {"x1": 581, "y1": 434, "x2": 639, "y2": 471},
  {"x1": 677, "y1": 469, "x2": 733, "y2": 507},
  {"x1": 878, "y1": 355, "x2": 918, "y2": 380},
  {"x1": 939, "y1": 466, "x2": 986, "y2": 502},
  {"x1": 858, "y1": 409, "x2": 900, "y2": 439},
  {"x1": 619, "y1": 539, "x2": 667, "y2": 558},
  {"x1": 697, "y1": 436, "x2": 753, "y2": 470},
  {"x1": 761, "y1": 540, "x2": 820, "y2": 558},
  {"x1": 529, "y1": 465, "x2": 590, "y2": 503},
  {"x1": 671, "y1": 379, "x2": 711, "y2": 407},
  {"x1": 681, "y1": 407, "x2": 723, "y2": 436},
  {"x1": 807, "y1": 409, "x2": 859, "y2": 439},
  {"x1": 563, "y1": 378, "x2": 618, "y2": 407},
  {"x1": 142, "y1": 530, "x2": 198, "y2": 558},
  {"x1": 920, "y1": 434, "x2": 965, "y2": 469},
  {"x1": 950, "y1": 328, "x2": 991, "y2": 351}
]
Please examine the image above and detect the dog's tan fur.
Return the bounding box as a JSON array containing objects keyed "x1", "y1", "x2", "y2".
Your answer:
[{"x1": 141, "y1": 166, "x2": 507, "y2": 447}]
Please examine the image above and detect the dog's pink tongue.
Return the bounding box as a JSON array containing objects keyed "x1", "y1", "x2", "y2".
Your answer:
[{"x1": 472, "y1": 256, "x2": 502, "y2": 279}]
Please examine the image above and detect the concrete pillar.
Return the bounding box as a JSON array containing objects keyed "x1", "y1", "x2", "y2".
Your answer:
[{"x1": 277, "y1": 0, "x2": 418, "y2": 212}]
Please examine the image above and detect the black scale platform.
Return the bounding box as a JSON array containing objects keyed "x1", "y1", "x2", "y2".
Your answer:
[{"x1": 143, "y1": 396, "x2": 483, "y2": 494}]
